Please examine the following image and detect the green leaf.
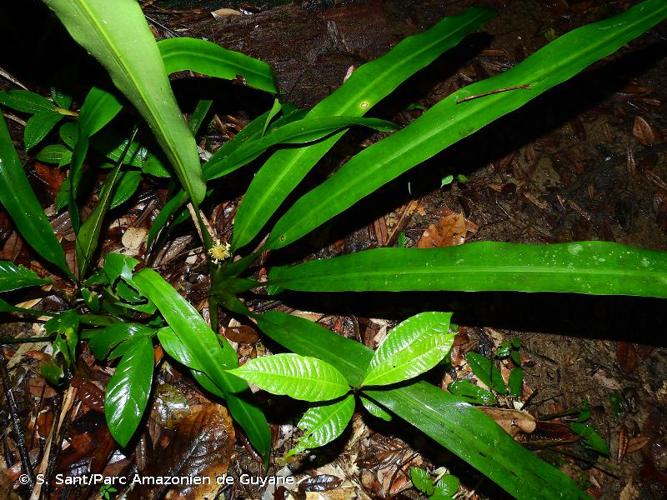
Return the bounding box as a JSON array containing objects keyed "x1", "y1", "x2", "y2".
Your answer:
[
  {"x1": 508, "y1": 367, "x2": 524, "y2": 397},
  {"x1": 363, "y1": 312, "x2": 453, "y2": 387},
  {"x1": 43, "y1": 0, "x2": 207, "y2": 206},
  {"x1": 569, "y1": 422, "x2": 609, "y2": 456},
  {"x1": 24, "y1": 111, "x2": 65, "y2": 151},
  {"x1": 46, "y1": 310, "x2": 79, "y2": 367},
  {"x1": 104, "y1": 335, "x2": 154, "y2": 447},
  {"x1": 262, "y1": 98, "x2": 282, "y2": 136},
  {"x1": 0, "y1": 115, "x2": 70, "y2": 275},
  {"x1": 102, "y1": 252, "x2": 139, "y2": 284},
  {"x1": 0, "y1": 261, "x2": 49, "y2": 292},
  {"x1": 287, "y1": 394, "x2": 355, "y2": 456},
  {"x1": 268, "y1": 242, "x2": 667, "y2": 298},
  {"x1": 82, "y1": 323, "x2": 153, "y2": 360},
  {"x1": 434, "y1": 475, "x2": 460, "y2": 497},
  {"x1": 188, "y1": 99, "x2": 213, "y2": 135},
  {"x1": 158, "y1": 37, "x2": 278, "y2": 95},
  {"x1": 203, "y1": 115, "x2": 396, "y2": 183},
  {"x1": 256, "y1": 311, "x2": 586, "y2": 499},
  {"x1": 447, "y1": 380, "x2": 497, "y2": 405},
  {"x1": 360, "y1": 395, "x2": 392, "y2": 421},
  {"x1": 50, "y1": 87, "x2": 72, "y2": 109},
  {"x1": 267, "y1": 0, "x2": 667, "y2": 249},
  {"x1": 132, "y1": 269, "x2": 271, "y2": 460},
  {"x1": 110, "y1": 170, "x2": 141, "y2": 209},
  {"x1": 409, "y1": 467, "x2": 434, "y2": 496},
  {"x1": 76, "y1": 129, "x2": 137, "y2": 278},
  {"x1": 231, "y1": 8, "x2": 494, "y2": 251},
  {"x1": 35, "y1": 144, "x2": 72, "y2": 165},
  {"x1": 0, "y1": 90, "x2": 54, "y2": 113},
  {"x1": 228, "y1": 353, "x2": 350, "y2": 402},
  {"x1": 466, "y1": 352, "x2": 506, "y2": 394}
]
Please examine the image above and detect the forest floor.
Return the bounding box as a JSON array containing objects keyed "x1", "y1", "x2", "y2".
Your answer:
[{"x1": 0, "y1": 0, "x2": 666, "y2": 499}]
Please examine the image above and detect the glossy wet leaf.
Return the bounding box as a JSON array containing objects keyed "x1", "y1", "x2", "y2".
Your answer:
[
  {"x1": 363, "y1": 312, "x2": 453, "y2": 386},
  {"x1": 0, "y1": 90, "x2": 54, "y2": 113},
  {"x1": 0, "y1": 115, "x2": 69, "y2": 274},
  {"x1": 268, "y1": 242, "x2": 667, "y2": 298},
  {"x1": 409, "y1": 467, "x2": 434, "y2": 496},
  {"x1": 288, "y1": 394, "x2": 355, "y2": 456},
  {"x1": 104, "y1": 335, "x2": 154, "y2": 447},
  {"x1": 360, "y1": 395, "x2": 392, "y2": 421},
  {"x1": 0, "y1": 261, "x2": 49, "y2": 292},
  {"x1": 24, "y1": 110, "x2": 64, "y2": 151},
  {"x1": 132, "y1": 269, "x2": 271, "y2": 460},
  {"x1": 448, "y1": 380, "x2": 497, "y2": 406},
  {"x1": 35, "y1": 144, "x2": 72, "y2": 165},
  {"x1": 46, "y1": 309, "x2": 79, "y2": 367},
  {"x1": 43, "y1": 0, "x2": 207, "y2": 206},
  {"x1": 267, "y1": 0, "x2": 667, "y2": 249},
  {"x1": 228, "y1": 353, "x2": 350, "y2": 402},
  {"x1": 256, "y1": 311, "x2": 585, "y2": 499},
  {"x1": 466, "y1": 352, "x2": 507, "y2": 394},
  {"x1": 434, "y1": 474, "x2": 460, "y2": 497},
  {"x1": 232, "y1": 8, "x2": 494, "y2": 251},
  {"x1": 508, "y1": 367, "x2": 524, "y2": 397},
  {"x1": 82, "y1": 323, "x2": 153, "y2": 360},
  {"x1": 110, "y1": 170, "x2": 141, "y2": 209},
  {"x1": 158, "y1": 37, "x2": 278, "y2": 95}
]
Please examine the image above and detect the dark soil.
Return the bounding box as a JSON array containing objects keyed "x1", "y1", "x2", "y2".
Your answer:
[{"x1": 0, "y1": 1, "x2": 665, "y2": 499}]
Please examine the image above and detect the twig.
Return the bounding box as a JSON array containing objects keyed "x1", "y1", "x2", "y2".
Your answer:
[
  {"x1": 2, "y1": 111, "x2": 27, "y2": 127},
  {"x1": 0, "y1": 347, "x2": 35, "y2": 489},
  {"x1": 0, "y1": 335, "x2": 55, "y2": 345},
  {"x1": 0, "y1": 66, "x2": 28, "y2": 90}
]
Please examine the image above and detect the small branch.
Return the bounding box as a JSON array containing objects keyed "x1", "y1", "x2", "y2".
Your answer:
[
  {"x1": 0, "y1": 335, "x2": 55, "y2": 345},
  {"x1": 457, "y1": 84, "x2": 531, "y2": 104}
]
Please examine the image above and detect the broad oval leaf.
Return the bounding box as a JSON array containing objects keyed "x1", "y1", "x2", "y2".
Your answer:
[
  {"x1": 268, "y1": 243, "x2": 667, "y2": 298},
  {"x1": 82, "y1": 323, "x2": 153, "y2": 360},
  {"x1": 465, "y1": 352, "x2": 507, "y2": 394},
  {"x1": 104, "y1": 335, "x2": 154, "y2": 447},
  {"x1": 360, "y1": 395, "x2": 392, "y2": 422},
  {"x1": 257, "y1": 311, "x2": 586, "y2": 499},
  {"x1": 227, "y1": 353, "x2": 350, "y2": 402},
  {"x1": 0, "y1": 261, "x2": 49, "y2": 292},
  {"x1": 267, "y1": 0, "x2": 667, "y2": 249},
  {"x1": 0, "y1": 115, "x2": 70, "y2": 275},
  {"x1": 287, "y1": 394, "x2": 355, "y2": 456},
  {"x1": 231, "y1": 8, "x2": 494, "y2": 251},
  {"x1": 35, "y1": 144, "x2": 72, "y2": 165},
  {"x1": 43, "y1": 0, "x2": 206, "y2": 205},
  {"x1": 362, "y1": 333, "x2": 454, "y2": 387},
  {"x1": 24, "y1": 110, "x2": 64, "y2": 151},
  {"x1": 158, "y1": 37, "x2": 278, "y2": 95}
]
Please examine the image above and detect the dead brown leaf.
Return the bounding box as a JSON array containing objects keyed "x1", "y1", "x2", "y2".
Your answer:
[
  {"x1": 632, "y1": 116, "x2": 664, "y2": 146},
  {"x1": 417, "y1": 210, "x2": 477, "y2": 248},
  {"x1": 479, "y1": 408, "x2": 536, "y2": 437}
]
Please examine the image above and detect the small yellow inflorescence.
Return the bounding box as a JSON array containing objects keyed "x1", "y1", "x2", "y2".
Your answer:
[{"x1": 208, "y1": 240, "x2": 231, "y2": 264}]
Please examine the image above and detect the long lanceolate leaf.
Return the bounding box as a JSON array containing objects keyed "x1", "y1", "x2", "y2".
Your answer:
[
  {"x1": 43, "y1": 0, "x2": 207, "y2": 206},
  {"x1": 0, "y1": 261, "x2": 50, "y2": 292},
  {"x1": 158, "y1": 37, "x2": 278, "y2": 95},
  {"x1": 256, "y1": 311, "x2": 586, "y2": 499},
  {"x1": 267, "y1": 0, "x2": 667, "y2": 249},
  {"x1": 269, "y1": 243, "x2": 667, "y2": 298},
  {"x1": 0, "y1": 115, "x2": 70, "y2": 275},
  {"x1": 131, "y1": 269, "x2": 272, "y2": 461},
  {"x1": 231, "y1": 8, "x2": 495, "y2": 251}
]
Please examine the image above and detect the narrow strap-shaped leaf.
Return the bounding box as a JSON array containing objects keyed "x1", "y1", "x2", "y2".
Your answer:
[
  {"x1": 268, "y1": 242, "x2": 667, "y2": 298},
  {"x1": 204, "y1": 116, "x2": 397, "y2": 182},
  {"x1": 104, "y1": 335, "x2": 154, "y2": 447},
  {"x1": 267, "y1": 0, "x2": 667, "y2": 249},
  {"x1": 231, "y1": 8, "x2": 494, "y2": 251},
  {"x1": 0, "y1": 115, "x2": 69, "y2": 275},
  {"x1": 43, "y1": 0, "x2": 207, "y2": 205},
  {"x1": 158, "y1": 37, "x2": 278, "y2": 95},
  {"x1": 0, "y1": 90, "x2": 54, "y2": 113},
  {"x1": 256, "y1": 311, "x2": 585, "y2": 499},
  {"x1": 157, "y1": 326, "x2": 272, "y2": 463},
  {"x1": 110, "y1": 170, "x2": 141, "y2": 209},
  {"x1": 0, "y1": 261, "x2": 49, "y2": 292},
  {"x1": 227, "y1": 353, "x2": 350, "y2": 402},
  {"x1": 133, "y1": 270, "x2": 271, "y2": 459},
  {"x1": 287, "y1": 394, "x2": 355, "y2": 456}
]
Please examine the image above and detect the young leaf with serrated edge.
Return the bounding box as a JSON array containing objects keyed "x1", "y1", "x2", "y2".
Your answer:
[
  {"x1": 227, "y1": 353, "x2": 350, "y2": 402},
  {"x1": 287, "y1": 394, "x2": 355, "y2": 456},
  {"x1": 362, "y1": 312, "x2": 454, "y2": 387},
  {"x1": 105, "y1": 335, "x2": 154, "y2": 446},
  {"x1": 409, "y1": 467, "x2": 434, "y2": 496}
]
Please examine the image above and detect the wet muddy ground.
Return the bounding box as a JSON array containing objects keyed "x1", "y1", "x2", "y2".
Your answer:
[{"x1": 0, "y1": 0, "x2": 666, "y2": 499}]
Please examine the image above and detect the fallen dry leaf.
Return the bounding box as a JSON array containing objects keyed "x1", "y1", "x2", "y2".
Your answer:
[
  {"x1": 632, "y1": 116, "x2": 664, "y2": 146},
  {"x1": 480, "y1": 408, "x2": 536, "y2": 437},
  {"x1": 417, "y1": 210, "x2": 477, "y2": 248}
]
